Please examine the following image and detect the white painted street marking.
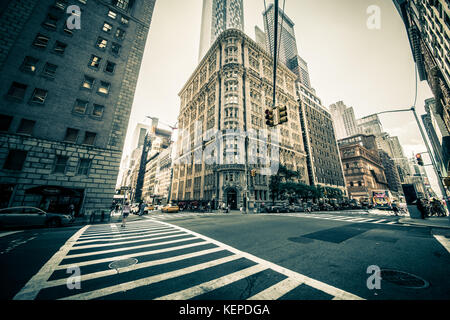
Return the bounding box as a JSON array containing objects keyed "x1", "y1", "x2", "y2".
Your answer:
[
  {"x1": 57, "y1": 241, "x2": 210, "y2": 270},
  {"x1": 45, "y1": 247, "x2": 225, "y2": 288},
  {"x1": 0, "y1": 231, "x2": 23, "y2": 238},
  {"x1": 75, "y1": 230, "x2": 183, "y2": 244},
  {"x1": 13, "y1": 225, "x2": 89, "y2": 300},
  {"x1": 155, "y1": 264, "x2": 268, "y2": 300},
  {"x1": 433, "y1": 235, "x2": 450, "y2": 254},
  {"x1": 65, "y1": 236, "x2": 198, "y2": 259},
  {"x1": 59, "y1": 254, "x2": 242, "y2": 300},
  {"x1": 145, "y1": 218, "x2": 364, "y2": 300},
  {"x1": 372, "y1": 219, "x2": 387, "y2": 224},
  {"x1": 248, "y1": 277, "x2": 304, "y2": 300}
]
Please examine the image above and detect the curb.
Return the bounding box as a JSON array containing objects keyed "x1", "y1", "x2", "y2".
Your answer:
[{"x1": 398, "y1": 218, "x2": 450, "y2": 229}]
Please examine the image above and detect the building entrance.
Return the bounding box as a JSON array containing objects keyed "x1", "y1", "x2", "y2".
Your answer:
[{"x1": 226, "y1": 189, "x2": 238, "y2": 210}]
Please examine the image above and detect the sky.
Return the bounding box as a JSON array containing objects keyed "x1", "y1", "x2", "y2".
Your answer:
[{"x1": 122, "y1": 0, "x2": 441, "y2": 196}]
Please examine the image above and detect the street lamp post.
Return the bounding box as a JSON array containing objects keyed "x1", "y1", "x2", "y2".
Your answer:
[{"x1": 370, "y1": 107, "x2": 450, "y2": 221}]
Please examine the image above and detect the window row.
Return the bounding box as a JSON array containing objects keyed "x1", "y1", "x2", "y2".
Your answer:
[
  {"x1": 81, "y1": 75, "x2": 111, "y2": 96},
  {"x1": 20, "y1": 56, "x2": 58, "y2": 79},
  {"x1": 2, "y1": 149, "x2": 92, "y2": 176},
  {"x1": 6, "y1": 82, "x2": 48, "y2": 104}
]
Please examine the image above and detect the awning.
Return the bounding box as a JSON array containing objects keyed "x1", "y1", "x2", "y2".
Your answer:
[{"x1": 25, "y1": 185, "x2": 82, "y2": 196}]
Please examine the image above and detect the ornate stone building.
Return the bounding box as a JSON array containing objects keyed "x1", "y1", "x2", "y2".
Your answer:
[{"x1": 171, "y1": 29, "x2": 308, "y2": 210}]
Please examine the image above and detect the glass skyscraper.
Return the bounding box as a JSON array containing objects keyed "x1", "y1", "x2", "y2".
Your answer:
[{"x1": 198, "y1": 0, "x2": 244, "y2": 61}]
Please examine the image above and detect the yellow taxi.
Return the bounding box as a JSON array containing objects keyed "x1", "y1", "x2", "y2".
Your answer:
[
  {"x1": 161, "y1": 205, "x2": 179, "y2": 213},
  {"x1": 144, "y1": 204, "x2": 154, "y2": 213}
]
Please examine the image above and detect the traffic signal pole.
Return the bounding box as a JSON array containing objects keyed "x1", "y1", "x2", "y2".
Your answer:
[{"x1": 272, "y1": 0, "x2": 279, "y2": 111}]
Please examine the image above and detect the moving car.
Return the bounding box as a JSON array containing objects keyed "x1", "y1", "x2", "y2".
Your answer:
[
  {"x1": 161, "y1": 205, "x2": 180, "y2": 213},
  {"x1": 0, "y1": 207, "x2": 73, "y2": 229},
  {"x1": 144, "y1": 204, "x2": 155, "y2": 214}
]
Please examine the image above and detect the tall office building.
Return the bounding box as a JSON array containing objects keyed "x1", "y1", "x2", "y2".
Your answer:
[
  {"x1": 262, "y1": 3, "x2": 311, "y2": 88},
  {"x1": 198, "y1": 0, "x2": 244, "y2": 61},
  {"x1": 0, "y1": 0, "x2": 156, "y2": 212},
  {"x1": 394, "y1": 0, "x2": 450, "y2": 174},
  {"x1": 329, "y1": 101, "x2": 360, "y2": 140},
  {"x1": 422, "y1": 98, "x2": 450, "y2": 177},
  {"x1": 172, "y1": 29, "x2": 308, "y2": 210}
]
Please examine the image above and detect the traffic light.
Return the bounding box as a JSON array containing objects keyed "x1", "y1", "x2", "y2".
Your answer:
[
  {"x1": 416, "y1": 153, "x2": 424, "y2": 166},
  {"x1": 278, "y1": 106, "x2": 288, "y2": 124},
  {"x1": 265, "y1": 109, "x2": 275, "y2": 127}
]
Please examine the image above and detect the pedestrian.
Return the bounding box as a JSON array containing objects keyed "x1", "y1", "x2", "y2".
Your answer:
[
  {"x1": 416, "y1": 199, "x2": 427, "y2": 219},
  {"x1": 121, "y1": 201, "x2": 131, "y2": 227},
  {"x1": 392, "y1": 203, "x2": 399, "y2": 216},
  {"x1": 68, "y1": 203, "x2": 75, "y2": 220},
  {"x1": 139, "y1": 202, "x2": 145, "y2": 216}
]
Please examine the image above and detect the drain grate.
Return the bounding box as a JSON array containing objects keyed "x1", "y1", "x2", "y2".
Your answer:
[
  {"x1": 380, "y1": 269, "x2": 429, "y2": 289},
  {"x1": 108, "y1": 258, "x2": 138, "y2": 270}
]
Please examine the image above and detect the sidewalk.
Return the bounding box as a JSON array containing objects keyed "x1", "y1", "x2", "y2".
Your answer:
[{"x1": 398, "y1": 216, "x2": 450, "y2": 229}]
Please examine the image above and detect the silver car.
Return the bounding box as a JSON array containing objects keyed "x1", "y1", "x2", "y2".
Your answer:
[{"x1": 0, "y1": 207, "x2": 73, "y2": 229}]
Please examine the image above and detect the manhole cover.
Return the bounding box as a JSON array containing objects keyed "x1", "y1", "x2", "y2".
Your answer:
[
  {"x1": 380, "y1": 269, "x2": 429, "y2": 289},
  {"x1": 108, "y1": 258, "x2": 138, "y2": 269}
]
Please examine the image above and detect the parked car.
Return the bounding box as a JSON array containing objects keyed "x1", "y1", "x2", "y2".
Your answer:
[
  {"x1": 161, "y1": 205, "x2": 180, "y2": 213},
  {"x1": 288, "y1": 204, "x2": 305, "y2": 213},
  {"x1": 0, "y1": 207, "x2": 73, "y2": 229}
]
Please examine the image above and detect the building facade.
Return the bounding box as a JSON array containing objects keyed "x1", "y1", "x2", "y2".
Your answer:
[
  {"x1": 199, "y1": 0, "x2": 244, "y2": 61},
  {"x1": 329, "y1": 101, "x2": 360, "y2": 140},
  {"x1": 172, "y1": 29, "x2": 308, "y2": 210},
  {"x1": 394, "y1": 0, "x2": 450, "y2": 173},
  {"x1": 297, "y1": 83, "x2": 347, "y2": 194},
  {"x1": 338, "y1": 134, "x2": 389, "y2": 202},
  {"x1": 261, "y1": 3, "x2": 311, "y2": 88},
  {"x1": 0, "y1": 0, "x2": 156, "y2": 213},
  {"x1": 379, "y1": 150, "x2": 403, "y2": 200}
]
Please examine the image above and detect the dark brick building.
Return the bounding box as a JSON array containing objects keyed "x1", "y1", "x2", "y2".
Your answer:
[{"x1": 0, "y1": 0, "x2": 156, "y2": 214}]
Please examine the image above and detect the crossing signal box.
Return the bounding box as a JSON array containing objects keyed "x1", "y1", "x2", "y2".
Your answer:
[
  {"x1": 251, "y1": 169, "x2": 256, "y2": 177},
  {"x1": 278, "y1": 106, "x2": 288, "y2": 124},
  {"x1": 416, "y1": 153, "x2": 424, "y2": 166},
  {"x1": 265, "y1": 109, "x2": 275, "y2": 127}
]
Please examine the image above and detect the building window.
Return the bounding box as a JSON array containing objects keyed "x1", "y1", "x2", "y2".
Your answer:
[
  {"x1": 92, "y1": 104, "x2": 104, "y2": 118},
  {"x1": 78, "y1": 0, "x2": 87, "y2": 4},
  {"x1": 41, "y1": 63, "x2": 58, "y2": 79},
  {"x1": 108, "y1": 10, "x2": 117, "y2": 19},
  {"x1": 102, "y1": 22, "x2": 113, "y2": 33},
  {"x1": 53, "y1": 41, "x2": 67, "y2": 55},
  {"x1": 16, "y1": 119, "x2": 36, "y2": 135},
  {"x1": 53, "y1": 156, "x2": 69, "y2": 173},
  {"x1": 7, "y1": 82, "x2": 28, "y2": 100},
  {"x1": 77, "y1": 158, "x2": 91, "y2": 175},
  {"x1": 104, "y1": 61, "x2": 116, "y2": 74},
  {"x1": 120, "y1": 17, "x2": 129, "y2": 26},
  {"x1": 97, "y1": 81, "x2": 110, "y2": 95},
  {"x1": 81, "y1": 76, "x2": 95, "y2": 90},
  {"x1": 32, "y1": 34, "x2": 50, "y2": 48},
  {"x1": 115, "y1": 28, "x2": 125, "y2": 40},
  {"x1": 54, "y1": 0, "x2": 68, "y2": 10},
  {"x1": 113, "y1": 0, "x2": 130, "y2": 11},
  {"x1": 111, "y1": 42, "x2": 121, "y2": 55},
  {"x1": 42, "y1": 13, "x2": 59, "y2": 30},
  {"x1": 83, "y1": 132, "x2": 96, "y2": 145},
  {"x1": 3, "y1": 150, "x2": 27, "y2": 171},
  {"x1": 88, "y1": 55, "x2": 101, "y2": 69},
  {"x1": 0, "y1": 115, "x2": 13, "y2": 132},
  {"x1": 20, "y1": 56, "x2": 39, "y2": 74},
  {"x1": 96, "y1": 37, "x2": 108, "y2": 50},
  {"x1": 73, "y1": 99, "x2": 88, "y2": 114},
  {"x1": 30, "y1": 88, "x2": 48, "y2": 104},
  {"x1": 64, "y1": 128, "x2": 79, "y2": 143}
]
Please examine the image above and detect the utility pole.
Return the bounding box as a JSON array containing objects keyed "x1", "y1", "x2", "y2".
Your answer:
[{"x1": 272, "y1": 0, "x2": 279, "y2": 111}]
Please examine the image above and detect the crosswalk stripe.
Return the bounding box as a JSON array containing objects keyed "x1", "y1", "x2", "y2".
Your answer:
[
  {"x1": 65, "y1": 236, "x2": 198, "y2": 259},
  {"x1": 82, "y1": 224, "x2": 170, "y2": 234},
  {"x1": 45, "y1": 247, "x2": 225, "y2": 288},
  {"x1": 354, "y1": 218, "x2": 375, "y2": 223},
  {"x1": 155, "y1": 264, "x2": 268, "y2": 300},
  {"x1": 386, "y1": 221, "x2": 397, "y2": 225},
  {"x1": 433, "y1": 235, "x2": 450, "y2": 254},
  {"x1": 147, "y1": 219, "x2": 364, "y2": 300},
  {"x1": 13, "y1": 225, "x2": 89, "y2": 300},
  {"x1": 59, "y1": 254, "x2": 242, "y2": 300},
  {"x1": 75, "y1": 230, "x2": 183, "y2": 244},
  {"x1": 57, "y1": 241, "x2": 210, "y2": 270},
  {"x1": 79, "y1": 226, "x2": 173, "y2": 239},
  {"x1": 71, "y1": 232, "x2": 190, "y2": 250},
  {"x1": 372, "y1": 219, "x2": 387, "y2": 224},
  {"x1": 247, "y1": 277, "x2": 304, "y2": 300}
]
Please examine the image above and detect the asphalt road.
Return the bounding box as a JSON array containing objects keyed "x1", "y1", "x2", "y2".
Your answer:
[{"x1": 1, "y1": 210, "x2": 449, "y2": 300}]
